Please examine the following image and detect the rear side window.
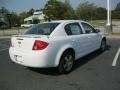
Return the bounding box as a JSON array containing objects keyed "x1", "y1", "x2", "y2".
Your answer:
[
  {"x1": 25, "y1": 23, "x2": 60, "y2": 35},
  {"x1": 65, "y1": 23, "x2": 83, "y2": 35}
]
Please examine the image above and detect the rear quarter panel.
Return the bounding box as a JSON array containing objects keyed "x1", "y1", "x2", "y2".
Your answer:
[{"x1": 48, "y1": 36, "x2": 75, "y2": 67}]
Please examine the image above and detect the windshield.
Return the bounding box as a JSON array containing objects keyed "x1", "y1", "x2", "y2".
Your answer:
[{"x1": 24, "y1": 23, "x2": 60, "y2": 35}]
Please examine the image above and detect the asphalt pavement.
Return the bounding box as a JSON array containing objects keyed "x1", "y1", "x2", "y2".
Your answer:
[{"x1": 0, "y1": 38, "x2": 120, "y2": 90}]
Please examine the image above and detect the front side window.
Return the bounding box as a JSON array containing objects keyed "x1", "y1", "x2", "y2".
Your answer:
[
  {"x1": 65, "y1": 23, "x2": 82, "y2": 35},
  {"x1": 81, "y1": 22, "x2": 95, "y2": 34},
  {"x1": 25, "y1": 23, "x2": 60, "y2": 35}
]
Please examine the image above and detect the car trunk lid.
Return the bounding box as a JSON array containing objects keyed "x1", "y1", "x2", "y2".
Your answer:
[{"x1": 11, "y1": 35, "x2": 49, "y2": 51}]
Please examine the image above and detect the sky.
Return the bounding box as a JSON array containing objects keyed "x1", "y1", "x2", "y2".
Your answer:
[{"x1": 0, "y1": 0, "x2": 120, "y2": 14}]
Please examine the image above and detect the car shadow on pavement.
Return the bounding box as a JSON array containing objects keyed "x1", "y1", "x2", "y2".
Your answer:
[
  {"x1": 28, "y1": 67, "x2": 60, "y2": 76},
  {"x1": 28, "y1": 45, "x2": 111, "y2": 76},
  {"x1": 73, "y1": 45, "x2": 111, "y2": 71}
]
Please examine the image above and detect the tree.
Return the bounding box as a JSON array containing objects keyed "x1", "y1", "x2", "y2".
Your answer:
[
  {"x1": 0, "y1": 7, "x2": 10, "y2": 14},
  {"x1": 112, "y1": 2, "x2": 120, "y2": 19},
  {"x1": 19, "y1": 8, "x2": 37, "y2": 24},
  {"x1": 0, "y1": 7, "x2": 13, "y2": 28},
  {"x1": 11, "y1": 12, "x2": 20, "y2": 25},
  {"x1": 94, "y1": 7, "x2": 107, "y2": 20},
  {"x1": 43, "y1": 0, "x2": 76, "y2": 20},
  {"x1": 27, "y1": 8, "x2": 35, "y2": 15},
  {"x1": 19, "y1": 12, "x2": 28, "y2": 23},
  {"x1": 63, "y1": 0, "x2": 76, "y2": 19},
  {"x1": 43, "y1": 0, "x2": 66, "y2": 20},
  {"x1": 76, "y1": 1, "x2": 96, "y2": 21},
  {"x1": 0, "y1": 7, "x2": 21, "y2": 28}
]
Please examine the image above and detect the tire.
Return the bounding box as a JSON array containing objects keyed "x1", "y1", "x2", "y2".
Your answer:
[
  {"x1": 58, "y1": 51, "x2": 74, "y2": 74},
  {"x1": 99, "y1": 39, "x2": 106, "y2": 52}
]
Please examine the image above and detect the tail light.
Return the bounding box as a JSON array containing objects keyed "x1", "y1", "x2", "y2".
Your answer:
[{"x1": 32, "y1": 40, "x2": 49, "y2": 50}]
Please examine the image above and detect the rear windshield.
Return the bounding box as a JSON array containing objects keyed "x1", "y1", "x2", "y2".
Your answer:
[{"x1": 24, "y1": 23, "x2": 60, "y2": 35}]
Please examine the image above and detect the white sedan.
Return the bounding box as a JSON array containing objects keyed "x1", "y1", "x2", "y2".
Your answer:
[{"x1": 9, "y1": 20, "x2": 106, "y2": 74}]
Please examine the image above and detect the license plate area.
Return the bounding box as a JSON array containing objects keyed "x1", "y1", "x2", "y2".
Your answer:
[{"x1": 14, "y1": 55, "x2": 23, "y2": 63}]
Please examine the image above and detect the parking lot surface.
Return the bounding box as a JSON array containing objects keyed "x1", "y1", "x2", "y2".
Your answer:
[{"x1": 0, "y1": 38, "x2": 120, "y2": 90}]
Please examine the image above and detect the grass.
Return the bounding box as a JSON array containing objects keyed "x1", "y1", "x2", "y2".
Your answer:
[
  {"x1": 89, "y1": 20, "x2": 106, "y2": 27},
  {"x1": 110, "y1": 32, "x2": 120, "y2": 35},
  {"x1": 89, "y1": 19, "x2": 120, "y2": 27}
]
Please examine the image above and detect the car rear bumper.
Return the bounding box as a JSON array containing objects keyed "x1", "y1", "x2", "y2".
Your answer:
[{"x1": 9, "y1": 47, "x2": 57, "y2": 68}]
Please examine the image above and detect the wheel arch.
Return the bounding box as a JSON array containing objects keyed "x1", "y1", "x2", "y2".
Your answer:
[{"x1": 54, "y1": 45, "x2": 75, "y2": 67}]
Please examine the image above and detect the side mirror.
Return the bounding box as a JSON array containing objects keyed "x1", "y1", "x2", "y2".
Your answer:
[{"x1": 95, "y1": 29, "x2": 100, "y2": 33}]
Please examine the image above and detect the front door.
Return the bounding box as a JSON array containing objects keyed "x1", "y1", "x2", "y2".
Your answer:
[{"x1": 81, "y1": 22, "x2": 101, "y2": 53}]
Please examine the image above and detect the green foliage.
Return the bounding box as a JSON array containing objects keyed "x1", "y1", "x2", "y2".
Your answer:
[
  {"x1": 0, "y1": 7, "x2": 10, "y2": 14},
  {"x1": 27, "y1": 8, "x2": 35, "y2": 16},
  {"x1": 1, "y1": 0, "x2": 120, "y2": 27},
  {"x1": 11, "y1": 12, "x2": 20, "y2": 25},
  {"x1": 19, "y1": 12, "x2": 30, "y2": 23},
  {"x1": 95, "y1": 7, "x2": 107, "y2": 20},
  {"x1": 76, "y1": 1, "x2": 96, "y2": 21},
  {"x1": 112, "y1": 10, "x2": 120, "y2": 19},
  {"x1": 0, "y1": 7, "x2": 35, "y2": 25},
  {"x1": 0, "y1": 7, "x2": 20, "y2": 27},
  {"x1": 43, "y1": 0, "x2": 65, "y2": 20},
  {"x1": 63, "y1": 0, "x2": 76, "y2": 19},
  {"x1": 112, "y1": 2, "x2": 120, "y2": 19},
  {"x1": 43, "y1": 0, "x2": 76, "y2": 20},
  {"x1": 19, "y1": 9, "x2": 35, "y2": 23}
]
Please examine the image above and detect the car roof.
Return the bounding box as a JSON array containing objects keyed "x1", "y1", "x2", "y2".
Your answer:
[
  {"x1": 51, "y1": 20, "x2": 84, "y2": 23},
  {"x1": 37, "y1": 20, "x2": 89, "y2": 26},
  {"x1": 39, "y1": 20, "x2": 86, "y2": 24}
]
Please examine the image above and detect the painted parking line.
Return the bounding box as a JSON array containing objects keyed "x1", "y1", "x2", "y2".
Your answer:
[
  {"x1": 0, "y1": 48, "x2": 9, "y2": 52},
  {"x1": 112, "y1": 48, "x2": 120, "y2": 66}
]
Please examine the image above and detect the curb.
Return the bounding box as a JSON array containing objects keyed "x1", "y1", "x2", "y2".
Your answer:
[{"x1": 106, "y1": 36, "x2": 120, "y2": 39}]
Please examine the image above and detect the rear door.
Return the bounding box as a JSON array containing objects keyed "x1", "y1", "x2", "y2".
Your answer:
[{"x1": 64, "y1": 22, "x2": 90, "y2": 59}]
